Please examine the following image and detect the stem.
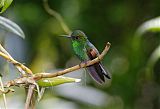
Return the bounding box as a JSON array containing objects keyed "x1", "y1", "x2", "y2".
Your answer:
[
  {"x1": 0, "y1": 51, "x2": 33, "y2": 75},
  {"x1": 0, "y1": 77, "x2": 7, "y2": 109},
  {"x1": 25, "y1": 85, "x2": 36, "y2": 109},
  {"x1": 43, "y1": 0, "x2": 71, "y2": 34}
]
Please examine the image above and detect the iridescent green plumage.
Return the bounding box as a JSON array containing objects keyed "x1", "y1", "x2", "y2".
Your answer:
[{"x1": 68, "y1": 30, "x2": 111, "y2": 84}]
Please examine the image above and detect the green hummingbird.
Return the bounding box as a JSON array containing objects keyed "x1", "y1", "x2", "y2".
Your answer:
[{"x1": 64, "y1": 30, "x2": 111, "y2": 84}]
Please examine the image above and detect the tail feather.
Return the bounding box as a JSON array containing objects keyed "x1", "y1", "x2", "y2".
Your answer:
[
  {"x1": 95, "y1": 63, "x2": 105, "y2": 82},
  {"x1": 87, "y1": 66, "x2": 103, "y2": 84},
  {"x1": 99, "y1": 64, "x2": 111, "y2": 79},
  {"x1": 87, "y1": 63, "x2": 111, "y2": 84}
]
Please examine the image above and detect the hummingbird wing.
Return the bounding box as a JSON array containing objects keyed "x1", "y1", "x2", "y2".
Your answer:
[{"x1": 86, "y1": 42, "x2": 111, "y2": 84}]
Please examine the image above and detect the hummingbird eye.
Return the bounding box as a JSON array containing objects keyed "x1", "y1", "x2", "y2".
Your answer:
[{"x1": 75, "y1": 36, "x2": 79, "y2": 40}]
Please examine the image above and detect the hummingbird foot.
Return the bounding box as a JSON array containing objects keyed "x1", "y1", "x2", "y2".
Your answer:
[
  {"x1": 79, "y1": 60, "x2": 88, "y2": 68},
  {"x1": 97, "y1": 55, "x2": 101, "y2": 61}
]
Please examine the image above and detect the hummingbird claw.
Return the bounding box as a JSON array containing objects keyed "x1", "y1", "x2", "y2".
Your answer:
[
  {"x1": 97, "y1": 56, "x2": 101, "y2": 61},
  {"x1": 79, "y1": 61, "x2": 88, "y2": 68}
]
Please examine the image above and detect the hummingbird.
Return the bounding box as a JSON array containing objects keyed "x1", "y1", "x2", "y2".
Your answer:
[{"x1": 64, "y1": 30, "x2": 111, "y2": 84}]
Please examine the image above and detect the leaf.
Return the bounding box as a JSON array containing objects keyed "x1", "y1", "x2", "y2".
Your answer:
[
  {"x1": 0, "y1": 0, "x2": 5, "y2": 9},
  {"x1": 135, "y1": 16, "x2": 160, "y2": 36},
  {"x1": 0, "y1": 16, "x2": 25, "y2": 38},
  {"x1": 146, "y1": 44, "x2": 160, "y2": 80},
  {"x1": 134, "y1": 16, "x2": 160, "y2": 80},
  {"x1": 37, "y1": 76, "x2": 81, "y2": 87},
  {"x1": 0, "y1": 0, "x2": 13, "y2": 13},
  {"x1": 147, "y1": 45, "x2": 160, "y2": 68},
  {"x1": 133, "y1": 16, "x2": 160, "y2": 56},
  {"x1": 133, "y1": 17, "x2": 160, "y2": 56}
]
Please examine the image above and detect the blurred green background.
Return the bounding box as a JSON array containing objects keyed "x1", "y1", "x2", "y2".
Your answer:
[{"x1": 0, "y1": 0, "x2": 160, "y2": 109}]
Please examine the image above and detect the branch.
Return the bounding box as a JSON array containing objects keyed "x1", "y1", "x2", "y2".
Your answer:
[
  {"x1": 0, "y1": 76, "x2": 7, "y2": 109},
  {"x1": 25, "y1": 85, "x2": 36, "y2": 109},
  {"x1": 0, "y1": 88, "x2": 14, "y2": 94},
  {"x1": 5, "y1": 77, "x2": 35, "y2": 87},
  {"x1": 0, "y1": 45, "x2": 33, "y2": 75},
  {"x1": 0, "y1": 44, "x2": 13, "y2": 59},
  {"x1": 43, "y1": 0, "x2": 71, "y2": 34},
  {"x1": 33, "y1": 42, "x2": 111, "y2": 80}
]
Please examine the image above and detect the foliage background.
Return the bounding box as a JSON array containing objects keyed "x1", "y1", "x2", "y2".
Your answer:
[{"x1": 0, "y1": 0, "x2": 160, "y2": 109}]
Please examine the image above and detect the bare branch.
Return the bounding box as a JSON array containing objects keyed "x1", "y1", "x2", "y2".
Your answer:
[
  {"x1": 0, "y1": 44, "x2": 13, "y2": 59},
  {"x1": 5, "y1": 77, "x2": 35, "y2": 87},
  {"x1": 0, "y1": 50, "x2": 33, "y2": 75},
  {"x1": 25, "y1": 85, "x2": 36, "y2": 109},
  {"x1": 0, "y1": 88, "x2": 14, "y2": 94},
  {"x1": 33, "y1": 42, "x2": 111, "y2": 80},
  {"x1": 0, "y1": 77, "x2": 7, "y2": 109}
]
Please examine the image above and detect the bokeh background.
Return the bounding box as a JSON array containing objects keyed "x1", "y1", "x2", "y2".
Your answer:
[{"x1": 0, "y1": 0, "x2": 160, "y2": 109}]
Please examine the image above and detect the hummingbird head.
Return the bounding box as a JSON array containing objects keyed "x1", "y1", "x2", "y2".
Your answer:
[
  {"x1": 61, "y1": 30, "x2": 88, "y2": 44},
  {"x1": 70, "y1": 30, "x2": 88, "y2": 43}
]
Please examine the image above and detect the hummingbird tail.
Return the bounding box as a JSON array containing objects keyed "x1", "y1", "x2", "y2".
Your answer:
[
  {"x1": 87, "y1": 63, "x2": 111, "y2": 84},
  {"x1": 87, "y1": 65, "x2": 103, "y2": 84},
  {"x1": 99, "y1": 64, "x2": 111, "y2": 79}
]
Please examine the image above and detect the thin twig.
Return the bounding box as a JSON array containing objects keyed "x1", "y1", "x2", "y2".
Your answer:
[
  {"x1": 25, "y1": 85, "x2": 36, "y2": 109},
  {"x1": 5, "y1": 77, "x2": 35, "y2": 87},
  {"x1": 43, "y1": 0, "x2": 71, "y2": 34},
  {"x1": 0, "y1": 88, "x2": 14, "y2": 94},
  {"x1": 0, "y1": 77, "x2": 7, "y2": 109},
  {"x1": 33, "y1": 42, "x2": 111, "y2": 80},
  {"x1": 0, "y1": 44, "x2": 13, "y2": 59},
  {"x1": 37, "y1": 88, "x2": 45, "y2": 102},
  {"x1": 0, "y1": 51, "x2": 33, "y2": 75}
]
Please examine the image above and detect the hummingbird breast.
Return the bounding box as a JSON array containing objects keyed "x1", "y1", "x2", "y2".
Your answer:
[{"x1": 72, "y1": 41, "x2": 88, "y2": 61}]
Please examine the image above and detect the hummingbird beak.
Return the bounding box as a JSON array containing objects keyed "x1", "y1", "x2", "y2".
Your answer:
[{"x1": 59, "y1": 35, "x2": 71, "y2": 38}]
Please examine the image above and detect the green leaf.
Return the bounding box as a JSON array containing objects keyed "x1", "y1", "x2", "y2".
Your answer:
[
  {"x1": 37, "y1": 76, "x2": 81, "y2": 87},
  {"x1": 0, "y1": 0, "x2": 5, "y2": 8},
  {"x1": 146, "y1": 45, "x2": 160, "y2": 80},
  {"x1": 147, "y1": 45, "x2": 160, "y2": 68},
  {"x1": 133, "y1": 17, "x2": 160, "y2": 56},
  {"x1": 135, "y1": 17, "x2": 160, "y2": 36},
  {"x1": 134, "y1": 16, "x2": 160, "y2": 80},
  {"x1": 0, "y1": 0, "x2": 13, "y2": 13},
  {"x1": 133, "y1": 16, "x2": 160, "y2": 56},
  {"x1": 0, "y1": 16, "x2": 25, "y2": 38}
]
